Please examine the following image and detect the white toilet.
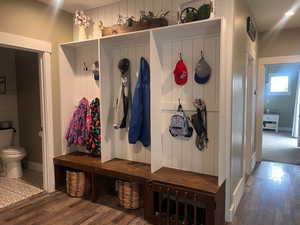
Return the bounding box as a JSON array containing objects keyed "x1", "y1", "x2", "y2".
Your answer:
[{"x1": 0, "y1": 128, "x2": 26, "y2": 178}]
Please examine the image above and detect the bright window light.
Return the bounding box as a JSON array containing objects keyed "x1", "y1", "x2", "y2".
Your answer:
[
  {"x1": 285, "y1": 11, "x2": 295, "y2": 16},
  {"x1": 270, "y1": 75, "x2": 289, "y2": 93}
]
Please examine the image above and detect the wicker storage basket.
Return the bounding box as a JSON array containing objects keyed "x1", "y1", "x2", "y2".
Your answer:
[
  {"x1": 66, "y1": 170, "x2": 87, "y2": 197},
  {"x1": 117, "y1": 180, "x2": 140, "y2": 209}
]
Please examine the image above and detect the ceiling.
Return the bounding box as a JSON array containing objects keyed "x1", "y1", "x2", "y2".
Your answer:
[
  {"x1": 248, "y1": 0, "x2": 300, "y2": 32},
  {"x1": 37, "y1": 0, "x2": 120, "y2": 13}
]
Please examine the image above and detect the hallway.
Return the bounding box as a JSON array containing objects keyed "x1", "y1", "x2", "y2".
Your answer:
[{"x1": 231, "y1": 161, "x2": 300, "y2": 225}]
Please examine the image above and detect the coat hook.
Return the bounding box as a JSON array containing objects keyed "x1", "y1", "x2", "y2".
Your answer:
[{"x1": 83, "y1": 62, "x2": 88, "y2": 71}]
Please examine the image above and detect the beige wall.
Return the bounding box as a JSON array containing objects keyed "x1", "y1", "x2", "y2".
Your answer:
[
  {"x1": 16, "y1": 51, "x2": 42, "y2": 164},
  {"x1": 0, "y1": 0, "x2": 73, "y2": 157},
  {"x1": 0, "y1": 47, "x2": 19, "y2": 145},
  {"x1": 259, "y1": 27, "x2": 300, "y2": 57}
]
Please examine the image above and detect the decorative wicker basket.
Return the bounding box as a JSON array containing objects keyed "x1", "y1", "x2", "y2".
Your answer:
[
  {"x1": 66, "y1": 170, "x2": 87, "y2": 197},
  {"x1": 117, "y1": 180, "x2": 140, "y2": 209}
]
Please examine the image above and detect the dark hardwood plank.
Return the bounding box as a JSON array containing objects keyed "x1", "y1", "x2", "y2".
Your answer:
[
  {"x1": 54, "y1": 152, "x2": 102, "y2": 172},
  {"x1": 151, "y1": 167, "x2": 219, "y2": 194},
  {"x1": 99, "y1": 158, "x2": 151, "y2": 182},
  {"x1": 229, "y1": 162, "x2": 300, "y2": 225},
  {"x1": 0, "y1": 192, "x2": 149, "y2": 225}
]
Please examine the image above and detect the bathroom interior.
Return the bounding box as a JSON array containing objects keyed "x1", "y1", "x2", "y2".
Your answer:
[{"x1": 0, "y1": 46, "x2": 43, "y2": 209}]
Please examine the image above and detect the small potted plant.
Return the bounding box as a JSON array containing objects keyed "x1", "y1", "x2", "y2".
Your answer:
[{"x1": 74, "y1": 10, "x2": 91, "y2": 40}]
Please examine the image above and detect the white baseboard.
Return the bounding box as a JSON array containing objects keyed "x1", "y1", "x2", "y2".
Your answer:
[
  {"x1": 228, "y1": 177, "x2": 245, "y2": 222},
  {"x1": 27, "y1": 161, "x2": 43, "y2": 173}
]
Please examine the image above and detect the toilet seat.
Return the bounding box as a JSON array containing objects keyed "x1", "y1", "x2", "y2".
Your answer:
[{"x1": 0, "y1": 146, "x2": 26, "y2": 156}]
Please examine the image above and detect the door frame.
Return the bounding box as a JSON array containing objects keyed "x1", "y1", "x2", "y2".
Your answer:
[
  {"x1": 243, "y1": 51, "x2": 256, "y2": 176},
  {"x1": 256, "y1": 55, "x2": 300, "y2": 162},
  {"x1": 0, "y1": 32, "x2": 55, "y2": 192}
]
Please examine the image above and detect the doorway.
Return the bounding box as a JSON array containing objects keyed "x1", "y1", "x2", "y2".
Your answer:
[
  {"x1": 0, "y1": 32, "x2": 55, "y2": 193},
  {"x1": 256, "y1": 56, "x2": 300, "y2": 165},
  {"x1": 262, "y1": 63, "x2": 300, "y2": 164},
  {"x1": 0, "y1": 47, "x2": 44, "y2": 208}
]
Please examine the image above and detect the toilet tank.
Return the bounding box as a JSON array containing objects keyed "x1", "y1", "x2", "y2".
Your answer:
[{"x1": 0, "y1": 129, "x2": 14, "y2": 149}]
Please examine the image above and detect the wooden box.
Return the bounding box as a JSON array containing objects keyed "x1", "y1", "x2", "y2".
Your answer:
[{"x1": 102, "y1": 18, "x2": 168, "y2": 37}]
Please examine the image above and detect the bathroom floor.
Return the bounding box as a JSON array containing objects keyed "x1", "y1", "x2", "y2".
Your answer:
[{"x1": 0, "y1": 169, "x2": 43, "y2": 209}]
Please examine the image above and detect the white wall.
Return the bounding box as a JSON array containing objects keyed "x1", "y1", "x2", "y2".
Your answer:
[
  {"x1": 259, "y1": 27, "x2": 300, "y2": 57},
  {"x1": 0, "y1": 47, "x2": 19, "y2": 145}
]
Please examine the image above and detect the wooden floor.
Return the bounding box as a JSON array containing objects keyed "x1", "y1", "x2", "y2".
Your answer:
[
  {"x1": 0, "y1": 192, "x2": 150, "y2": 225},
  {"x1": 1, "y1": 161, "x2": 299, "y2": 225},
  {"x1": 230, "y1": 161, "x2": 300, "y2": 225}
]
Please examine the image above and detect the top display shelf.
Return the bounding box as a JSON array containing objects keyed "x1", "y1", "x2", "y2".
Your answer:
[{"x1": 60, "y1": 17, "x2": 222, "y2": 47}]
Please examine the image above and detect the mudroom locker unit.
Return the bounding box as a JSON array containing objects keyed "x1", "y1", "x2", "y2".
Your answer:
[{"x1": 57, "y1": 17, "x2": 227, "y2": 225}]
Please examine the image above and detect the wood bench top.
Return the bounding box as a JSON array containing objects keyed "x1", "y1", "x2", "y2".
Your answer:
[
  {"x1": 54, "y1": 152, "x2": 219, "y2": 194},
  {"x1": 151, "y1": 167, "x2": 219, "y2": 195},
  {"x1": 54, "y1": 152, "x2": 102, "y2": 171}
]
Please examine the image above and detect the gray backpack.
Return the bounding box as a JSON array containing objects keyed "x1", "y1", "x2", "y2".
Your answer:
[{"x1": 169, "y1": 104, "x2": 193, "y2": 138}]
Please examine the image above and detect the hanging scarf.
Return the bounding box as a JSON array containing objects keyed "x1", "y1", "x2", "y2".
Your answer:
[
  {"x1": 86, "y1": 98, "x2": 101, "y2": 157},
  {"x1": 65, "y1": 98, "x2": 90, "y2": 147},
  {"x1": 191, "y1": 99, "x2": 208, "y2": 151}
]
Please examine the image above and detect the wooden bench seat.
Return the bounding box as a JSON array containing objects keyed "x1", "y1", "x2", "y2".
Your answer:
[{"x1": 53, "y1": 152, "x2": 225, "y2": 225}]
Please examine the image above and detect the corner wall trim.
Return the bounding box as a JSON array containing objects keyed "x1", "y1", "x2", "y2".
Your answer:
[{"x1": 228, "y1": 177, "x2": 245, "y2": 222}]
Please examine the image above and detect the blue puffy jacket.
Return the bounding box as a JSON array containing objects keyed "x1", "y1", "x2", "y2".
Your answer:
[{"x1": 128, "y1": 57, "x2": 150, "y2": 147}]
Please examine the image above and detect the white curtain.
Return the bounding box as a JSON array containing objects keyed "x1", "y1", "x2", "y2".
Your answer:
[{"x1": 292, "y1": 72, "x2": 300, "y2": 138}]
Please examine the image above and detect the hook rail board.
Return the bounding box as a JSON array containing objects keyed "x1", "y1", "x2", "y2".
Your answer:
[{"x1": 59, "y1": 17, "x2": 227, "y2": 185}]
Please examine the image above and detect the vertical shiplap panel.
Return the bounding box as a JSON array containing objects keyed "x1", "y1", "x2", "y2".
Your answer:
[
  {"x1": 161, "y1": 43, "x2": 172, "y2": 106},
  {"x1": 192, "y1": 38, "x2": 205, "y2": 100},
  {"x1": 135, "y1": 45, "x2": 147, "y2": 163},
  {"x1": 111, "y1": 2, "x2": 121, "y2": 25},
  {"x1": 128, "y1": 43, "x2": 139, "y2": 162},
  {"x1": 171, "y1": 40, "x2": 183, "y2": 104},
  {"x1": 162, "y1": 112, "x2": 172, "y2": 167},
  {"x1": 181, "y1": 40, "x2": 193, "y2": 171},
  {"x1": 127, "y1": 0, "x2": 137, "y2": 20},
  {"x1": 120, "y1": 0, "x2": 128, "y2": 17},
  {"x1": 98, "y1": 6, "x2": 105, "y2": 26},
  {"x1": 162, "y1": 0, "x2": 172, "y2": 23},
  {"x1": 120, "y1": 46, "x2": 132, "y2": 161},
  {"x1": 135, "y1": 0, "x2": 145, "y2": 19},
  {"x1": 144, "y1": 0, "x2": 153, "y2": 13},
  {"x1": 170, "y1": 0, "x2": 179, "y2": 25},
  {"x1": 170, "y1": 40, "x2": 183, "y2": 170},
  {"x1": 203, "y1": 37, "x2": 217, "y2": 110},
  {"x1": 112, "y1": 48, "x2": 122, "y2": 159},
  {"x1": 152, "y1": 0, "x2": 162, "y2": 15},
  {"x1": 182, "y1": 39, "x2": 193, "y2": 106}
]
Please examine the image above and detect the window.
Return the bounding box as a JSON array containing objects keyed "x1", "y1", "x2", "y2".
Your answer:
[{"x1": 269, "y1": 75, "x2": 289, "y2": 94}]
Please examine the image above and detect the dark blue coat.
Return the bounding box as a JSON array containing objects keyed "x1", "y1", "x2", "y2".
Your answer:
[{"x1": 128, "y1": 57, "x2": 150, "y2": 147}]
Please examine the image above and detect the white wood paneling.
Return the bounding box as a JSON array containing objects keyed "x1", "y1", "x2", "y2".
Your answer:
[
  {"x1": 100, "y1": 35, "x2": 151, "y2": 164},
  {"x1": 158, "y1": 35, "x2": 220, "y2": 176},
  {"x1": 63, "y1": 18, "x2": 223, "y2": 177},
  {"x1": 60, "y1": 41, "x2": 100, "y2": 154}
]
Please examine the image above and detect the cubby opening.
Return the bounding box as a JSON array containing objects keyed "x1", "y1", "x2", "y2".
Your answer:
[
  {"x1": 100, "y1": 31, "x2": 151, "y2": 164},
  {"x1": 59, "y1": 39, "x2": 100, "y2": 155}
]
